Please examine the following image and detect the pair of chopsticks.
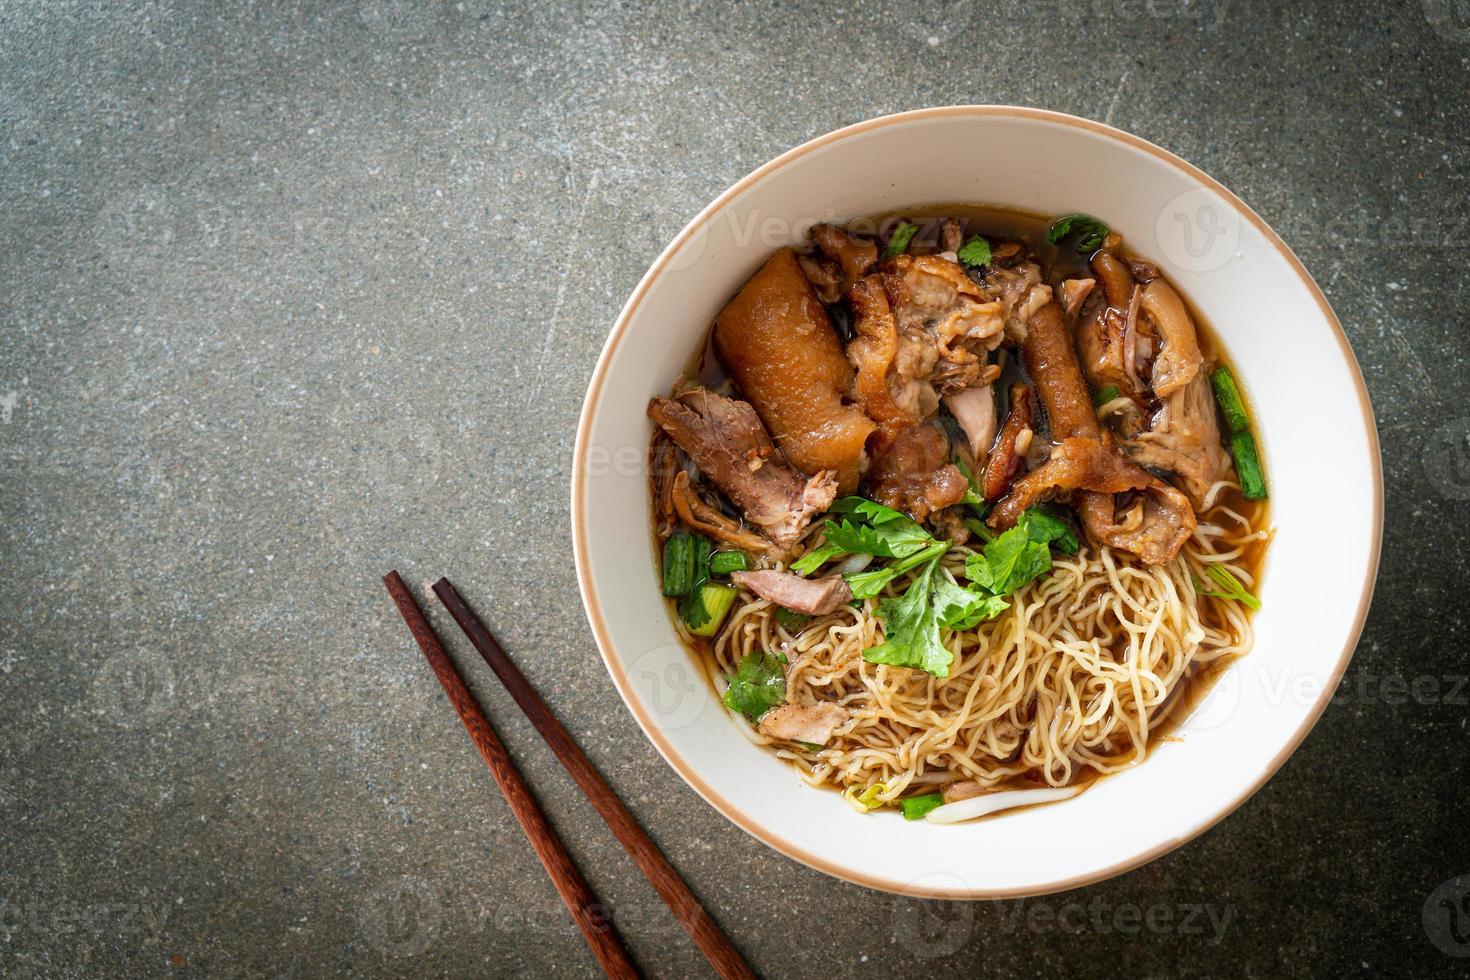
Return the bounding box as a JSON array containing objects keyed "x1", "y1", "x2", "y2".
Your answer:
[{"x1": 382, "y1": 572, "x2": 755, "y2": 980}]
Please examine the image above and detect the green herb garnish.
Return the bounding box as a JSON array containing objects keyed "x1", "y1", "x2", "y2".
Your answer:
[
  {"x1": 1093, "y1": 383, "x2": 1121, "y2": 407},
  {"x1": 884, "y1": 221, "x2": 919, "y2": 258},
  {"x1": 956, "y1": 235, "x2": 992, "y2": 269},
  {"x1": 964, "y1": 508, "x2": 1077, "y2": 594},
  {"x1": 847, "y1": 540, "x2": 948, "y2": 600},
  {"x1": 1230, "y1": 430, "x2": 1268, "y2": 501},
  {"x1": 721, "y1": 652, "x2": 787, "y2": 722},
  {"x1": 931, "y1": 574, "x2": 1010, "y2": 630},
  {"x1": 1197, "y1": 564, "x2": 1262, "y2": 611},
  {"x1": 774, "y1": 607, "x2": 812, "y2": 631},
  {"x1": 1021, "y1": 506, "x2": 1080, "y2": 556},
  {"x1": 952, "y1": 455, "x2": 989, "y2": 519},
  {"x1": 789, "y1": 541, "x2": 844, "y2": 576},
  {"x1": 820, "y1": 496, "x2": 934, "y2": 560},
  {"x1": 863, "y1": 559, "x2": 956, "y2": 677},
  {"x1": 1046, "y1": 213, "x2": 1110, "y2": 254}
]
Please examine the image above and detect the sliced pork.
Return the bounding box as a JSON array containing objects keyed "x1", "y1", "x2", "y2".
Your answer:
[
  {"x1": 731, "y1": 570, "x2": 853, "y2": 616},
  {"x1": 714, "y1": 248, "x2": 875, "y2": 493},
  {"x1": 757, "y1": 702, "x2": 849, "y2": 744},
  {"x1": 648, "y1": 388, "x2": 836, "y2": 548}
]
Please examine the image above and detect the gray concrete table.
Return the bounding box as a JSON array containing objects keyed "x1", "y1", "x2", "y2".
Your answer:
[{"x1": 3, "y1": 1, "x2": 1468, "y2": 976}]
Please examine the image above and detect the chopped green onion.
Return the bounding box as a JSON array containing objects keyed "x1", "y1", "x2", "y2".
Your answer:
[
  {"x1": 774, "y1": 607, "x2": 812, "y2": 631},
  {"x1": 1209, "y1": 366, "x2": 1251, "y2": 433},
  {"x1": 1202, "y1": 564, "x2": 1262, "y2": 611},
  {"x1": 956, "y1": 235, "x2": 991, "y2": 269},
  {"x1": 1045, "y1": 213, "x2": 1109, "y2": 253},
  {"x1": 901, "y1": 793, "x2": 946, "y2": 821},
  {"x1": 690, "y1": 535, "x2": 712, "y2": 585},
  {"x1": 1230, "y1": 430, "x2": 1268, "y2": 500},
  {"x1": 1093, "y1": 383, "x2": 1120, "y2": 407},
  {"x1": 685, "y1": 583, "x2": 738, "y2": 636},
  {"x1": 795, "y1": 740, "x2": 823, "y2": 752},
  {"x1": 709, "y1": 551, "x2": 750, "y2": 575},
  {"x1": 661, "y1": 532, "x2": 696, "y2": 597},
  {"x1": 884, "y1": 221, "x2": 919, "y2": 258}
]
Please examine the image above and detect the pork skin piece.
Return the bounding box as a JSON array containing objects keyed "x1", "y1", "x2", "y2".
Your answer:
[{"x1": 715, "y1": 248, "x2": 875, "y2": 493}]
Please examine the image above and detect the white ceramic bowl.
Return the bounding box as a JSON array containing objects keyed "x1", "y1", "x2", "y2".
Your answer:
[{"x1": 572, "y1": 107, "x2": 1381, "y2": 898}]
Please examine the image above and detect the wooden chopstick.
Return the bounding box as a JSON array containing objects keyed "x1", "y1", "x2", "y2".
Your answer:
[
  {"x1": 431, "y1": 577, "x2": 757, "y2": 980},
  {"x1": 382, "y1": 571, "x2": 640, "y2": 980}
]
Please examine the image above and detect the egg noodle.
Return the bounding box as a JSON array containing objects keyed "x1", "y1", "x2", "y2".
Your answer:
[{"x1": 690, "y1": 478, "x2": 1268, "y2": 807}]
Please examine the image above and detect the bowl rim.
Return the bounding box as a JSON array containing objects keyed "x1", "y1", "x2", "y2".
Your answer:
[{"x1": 570, "y1": 105, "x2": 1383, "y2": 899}]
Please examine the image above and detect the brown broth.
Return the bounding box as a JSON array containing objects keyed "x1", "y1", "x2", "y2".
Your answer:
[{"x1": 659, "y1": 203, "x2": 1272, "y2": 789}]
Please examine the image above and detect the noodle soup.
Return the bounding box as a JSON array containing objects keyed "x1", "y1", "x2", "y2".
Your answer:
[{"x1": 647, "y1": 206, "x2": 1271, "y2": 823}]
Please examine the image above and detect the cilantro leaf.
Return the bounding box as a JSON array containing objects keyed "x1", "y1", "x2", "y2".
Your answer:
[
  {"x1": 884, "y1": 221, "x2": 919, "y2": 258},
  {"x1": 829, "y1": 496, "x2": 908, "y2": 524},
  {"x1": 1046, "y1": 213, "x2": 1110, "y2": 254},
  {"x1": 862, "y1": 560, "x2": 955, "y2": 678},
  {"x1": 823, "y1": 517, "x2": 933, "y2": 559},
  {"x1": 774, "y1": 607, "x2": 812, "y2": 631},
  {"x1": 951, "y1": 454, "x2": 989, "y2": 518},
  {"x1": 1019, "y1": 507, "x2": 1079, "y2": 556},
  {"x1": 847, "y1": 541, "x2": 949, "y2": 600},
  {"x1": 721, "y1": 652, "x2": 787, "y2": 722},
  {"x1": 821, "y1": 496, "x2": 935, "y2": 560},
  {"x1": 956, "y1": 235, "x2": 992, "y2": 269},
  {"x1": 790, "y1": 540, "x2": 846, "y2": 576},
  {"x1": 965, "y1": 523, "x2": 1052, "y2": 595},
  {"x1": 931, "y1": 574, "x2": 1009, "y2": 630}
]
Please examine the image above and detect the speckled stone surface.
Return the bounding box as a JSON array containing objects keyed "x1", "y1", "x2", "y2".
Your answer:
[{"x1": 3, "y1": 1, "x2": 1469, "y2": 976}]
